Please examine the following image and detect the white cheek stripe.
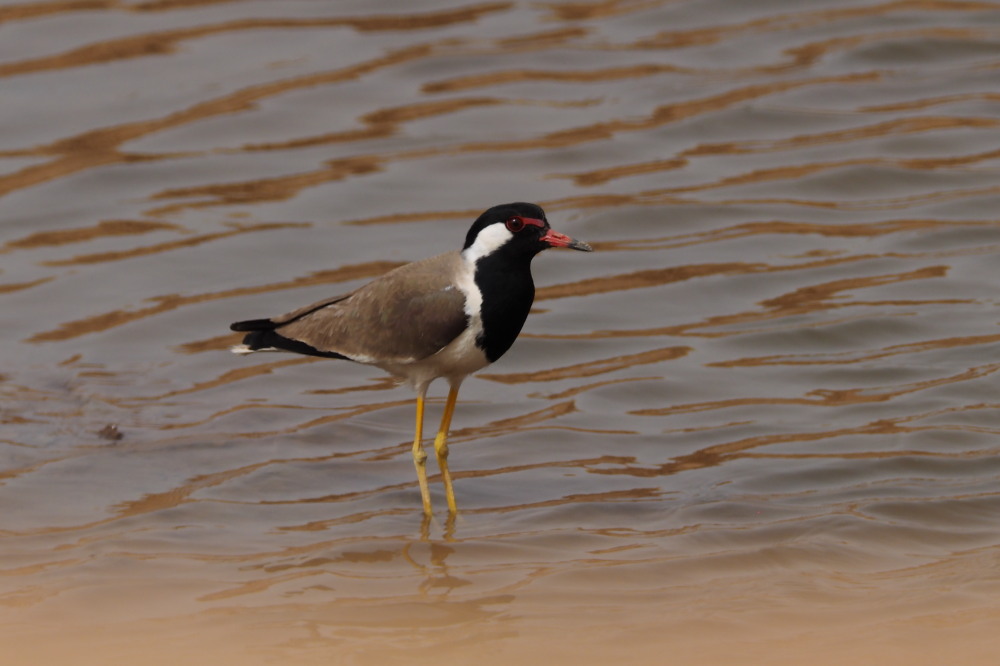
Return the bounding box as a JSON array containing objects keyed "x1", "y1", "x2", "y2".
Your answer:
[
  {"x1": 458, "y1": 222, "x2": 510, "y2": 319},
  {"x1": 454, "y1": 253, "x2": 482, "y2": 320},
  {"x1": 462, "y1": 223, "x2": 512, "y2": 264}
]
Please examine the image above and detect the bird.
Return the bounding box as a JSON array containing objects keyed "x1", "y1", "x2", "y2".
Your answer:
[{"x1": 229, "y1": 202, "x2": 592, "y2": 515}]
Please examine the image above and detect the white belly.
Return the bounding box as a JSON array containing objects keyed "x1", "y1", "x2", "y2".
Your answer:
[{"x1": 377, "y1": 325, "x2": 489, "y2": 391}]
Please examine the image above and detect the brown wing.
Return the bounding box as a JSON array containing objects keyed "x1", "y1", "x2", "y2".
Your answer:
[{"x1": 274, "y1": 251, "x2": 469, "y2": 363}]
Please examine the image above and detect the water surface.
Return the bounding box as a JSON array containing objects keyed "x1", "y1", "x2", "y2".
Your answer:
[{"x1": 3, "y1": 1, "x2": 1000, "y2": 664}]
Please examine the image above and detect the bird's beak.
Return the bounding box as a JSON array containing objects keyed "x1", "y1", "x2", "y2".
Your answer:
[{"x1": 540, "y1": 228, "x2": 593, "y2": 252}]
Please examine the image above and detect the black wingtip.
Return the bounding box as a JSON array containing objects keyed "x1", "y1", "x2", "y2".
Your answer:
[
  {"x1": 230, "y1": 318, "x2": 276, "y2": 332},
  {"x1": 236, "y1": 327, "x2": 350, "y2": 360}
]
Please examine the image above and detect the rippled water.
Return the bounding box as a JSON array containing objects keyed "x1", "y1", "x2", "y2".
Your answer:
[{"x1": 3, "y1": 1, "x2": 1000, "y2": 664}]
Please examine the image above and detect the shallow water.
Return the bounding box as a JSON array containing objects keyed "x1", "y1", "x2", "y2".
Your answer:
[{"x1": 3, "y1": 1, "x2": 1000, "y2": 664}]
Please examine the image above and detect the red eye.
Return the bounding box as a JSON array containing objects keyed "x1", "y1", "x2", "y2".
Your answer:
[{"x1": 505, "y1": 216, "x2": 525, "y2": 233}]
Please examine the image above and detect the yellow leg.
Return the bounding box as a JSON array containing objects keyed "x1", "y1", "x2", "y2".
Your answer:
[
  {"x1": 433, "y1": 384, "x2": 461, "y2": 514},
  {"x1": 411, "y1": 390, "x2": 433, "y2": 515}
]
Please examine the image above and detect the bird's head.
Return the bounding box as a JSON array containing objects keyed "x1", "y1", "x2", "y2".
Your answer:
[{"x1": 463, "y1": 202, "x2": 592, "y2": 263}]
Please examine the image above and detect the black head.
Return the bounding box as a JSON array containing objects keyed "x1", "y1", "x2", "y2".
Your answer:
[{"x1": 462, "y1": 202, "x2": 592, "y2": 262}]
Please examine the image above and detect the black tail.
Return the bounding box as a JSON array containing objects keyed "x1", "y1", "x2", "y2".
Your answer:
[
  {"x1": 231, "y1": 317, "x2": 282, "y2": 352},
  {"x1": 230, "y1": 318, "x2": 348, "y2": 360},
  {"x1": 230, "y1": 318, "x2": 276, "y2": 333}
]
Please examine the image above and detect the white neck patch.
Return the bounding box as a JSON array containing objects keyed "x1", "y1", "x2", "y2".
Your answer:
[
  {"x1": 455, "y1": 222, "x2": 511, "y2": 321},
  {"x1": 461, "y1": 223, "x2": 512, "y2": 264}
]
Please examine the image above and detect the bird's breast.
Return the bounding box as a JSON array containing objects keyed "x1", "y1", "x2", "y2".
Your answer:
[{"x1": 469, "y1": 254, "x2": 535, "y2": 363}]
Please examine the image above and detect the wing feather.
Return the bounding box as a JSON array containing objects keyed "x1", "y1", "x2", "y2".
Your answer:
[{"x1": 271, "y1": 251, "x2": 469, "y2": 363}]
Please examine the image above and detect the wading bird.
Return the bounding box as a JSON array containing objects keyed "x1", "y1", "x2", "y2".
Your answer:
[{"x1": 230, "y1": 202, "x2": 592, "y2": 515}]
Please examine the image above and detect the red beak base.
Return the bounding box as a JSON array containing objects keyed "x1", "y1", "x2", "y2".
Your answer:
[{"x1": 540, "y1": 229, "x2": 593, "y2": 252}]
